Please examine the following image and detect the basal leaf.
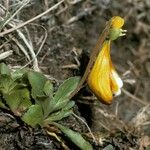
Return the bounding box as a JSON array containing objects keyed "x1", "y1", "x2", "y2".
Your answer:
[
  {"x1": 11, "y1": 68, "x2": 28, "y2": 80},
  {"x1": 36, "y1": 97, "x2": 51, "y2": 118},
  {"x1": 0, "y1": 63, "x2": 10, "y2": 76},
  {"x1": 62, "y1": 101, "x2": 75, "y2": 111},
  {"x1": 49, "y1": 97, "x2": 69, "y2": 113},
  {"x1": 22, "y1": 104, "x2": 43, "y2": 127},
  {"x1": 47, "y1": 77, "x2": 80, "y2": 114},
  {"x1": 28, "y1": 71, "x2": 47, "y2": 98},
  {"x1": 0, "y1": 75, "x2": 15, "y2": 94},
  {"x1": 4, "y1": 90, "x2": 21, "y2": 112},
  {"x1": 54, "y1": 123, "x2": 93, "y2": 150},
  {"x1": 43, "y1": 98, "x2": 69, "y2": 119},
  {"x1": 44, "y1": 101, "x2": 75, "y2": 123},
  {"x1": 54, "y1": 76, "x2": 80, "y2": 102},
  {"x1": 18, "y1": 88, "x2": 32, "y2": 112},
  {"x1": 47, "y1": 100, "x2": 75, "y2": 117},
  {"x1": 0, "y1": 76, "x2": 26, "y2": 95},
  {"x1": 3, "y1": 88, "x2": 31, "y2": 116},
  {"x1": 44, "y1": 110, "x2": 72, "y2": 124},
  {"x1": 43, "y1": 80, "x2": 53, "y2": 97}
]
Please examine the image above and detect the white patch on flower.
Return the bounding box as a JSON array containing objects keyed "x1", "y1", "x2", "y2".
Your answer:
[
  {"x1": 114, "y1": 88, "x2": 121, "y2": 96},
  {"x1": 112, "y1": 70, "x2": 123, "y2": 96}
]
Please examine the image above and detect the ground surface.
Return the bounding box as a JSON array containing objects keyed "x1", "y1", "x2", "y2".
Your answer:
[{"x1": 0, "y1": 0, "x2": 150, "y2": 149}]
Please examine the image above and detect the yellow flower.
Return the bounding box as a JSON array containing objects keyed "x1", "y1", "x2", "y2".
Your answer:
[
  {"x1": 110, "y1": 16, "x2": 124, "y2": 28},
  {"x1": 87, "y1": 40, "x2": 123, "y2": 104},
  {"x1": 109, "y1": 16, "x2": 126, "y2": 40},
  {"x1": 87, "y1": 16, "x2": 125, "y2": 104}
]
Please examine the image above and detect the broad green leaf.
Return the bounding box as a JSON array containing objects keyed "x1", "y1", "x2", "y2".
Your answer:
[
  {"x1": 44, "y1": 101, "x2": 75, "y2": 123},
  {"x1": 0, "y1": 75, "x2": 17, "y2": 94},
  {"x1": 44, "y1": 110, "x2": 72, "y2": 124},
  {"x1": 3, "y1": 88, "x2": 31, "y2": 115},
  {"x1": 47, "y1": 77, "x2": 80, "y2": 114},
  {"x1": 11, "y1": 68, "x2": 28, "y2": 80},
  {"x1": 54, "y1": 77, "x2": 80, "y2": 101},
  {"x1": 54, "y1": 123, "x2": 93, "y2": 150},
  {"x1": 22, "y1": 104, "x2": 43, "y2": 127},
  {"x1": 0, "y1": 75, "x2": 27, "y2": 96},
  {"x1": 43, "y1": 98, "x2": 71, "y2": 118},
  {"x1": 49, "y1": 97, "x2": 69, "y2": 113},
  {"x1": 0, "y1": 76, "x2": 10, "y2": 93},
  {"x1": 36, "y1": 96, "x2": 51, "y2": 118},
  {"x1": 0, "y1": 63, "x2": 10, "y2": 76},
  {"x1": 28, "y1": 71, "x2": 47, "y2": 98},
  {"x1": 18, "y1": 88, "x2": 32, "y2": 112},
  {"x1": 62, "y1": 101, "x2": 75, "y2": 111},
  {"x1": 10, "y1": 83, "x2": 27, "y2": 91},
  {"x1": 52, "y1": 100, "x2": 75, "y2": 115},
  {"x1": 49, "y1": 100, "x2": 75, "y2": 117},
  {"x1": 43, "y1": 80, "x2": 53, "y2": 97},
  {"x1": 4, "y1": 91, "x2": 21, "y2": 112}
]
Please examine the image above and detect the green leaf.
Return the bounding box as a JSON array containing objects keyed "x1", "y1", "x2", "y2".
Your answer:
[
  {"x1": 0, "y1": 75, "x2": 17, "y2": 94},
  {"x1": 11, "y1": 68, "x2": 28, "y2": 80},
  {"x1": 43, "y1": 80, "x2": 53, "y2": 97},
  {"x1": 63, "y1": 101, "x2": 75, "y2": 111},
  {"x1": 4, "y1": 90, "x2": 21, "y2": 112},
  {"x1": 18, "y1": 88, "x2": 32, "y2": 112},
  {"x1": 49, "y1": 97, "x2": 69, "y2": 113},
  {"x1": 0, "y1": 63, "x2": 10, "y2": 76},
  {"x1": 43, "y1": 99, "x2": 75, "y2": 120},
  {"x1": 28, "y1": 71, "x2": 47, "y2": 98},
  {"x1": 54, "y1": 77, "x2": 80, "y2": 102},
  {"x1": 44, "y1": 110, "x2": 72, "y2": 124},
  {"x1": 44, "y1": 101, "x2": 75, "y2": 123},
  {"x1": 37, "y1": 97, "x2": 51, "y2": 118},
  {"x1": 54, "y1": 123, "x2": 93, "y2": 150},
  {"x1": 47, "y1": 77, "x2": 80, "y2": 114},
  {"x1": 22, "y1": 104, "x2": 43, "y2": 127},
  {"x1": 42, "y1": 96, "x2": 67, "y2": 119},
  {"x1": 3, "y1": 88, "x2": 31, "y2": 115}
]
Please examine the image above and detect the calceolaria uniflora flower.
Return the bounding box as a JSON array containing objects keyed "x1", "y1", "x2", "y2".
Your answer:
[{"x1": 87, "y1": 16, "x2": 126, "y2": 104}]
